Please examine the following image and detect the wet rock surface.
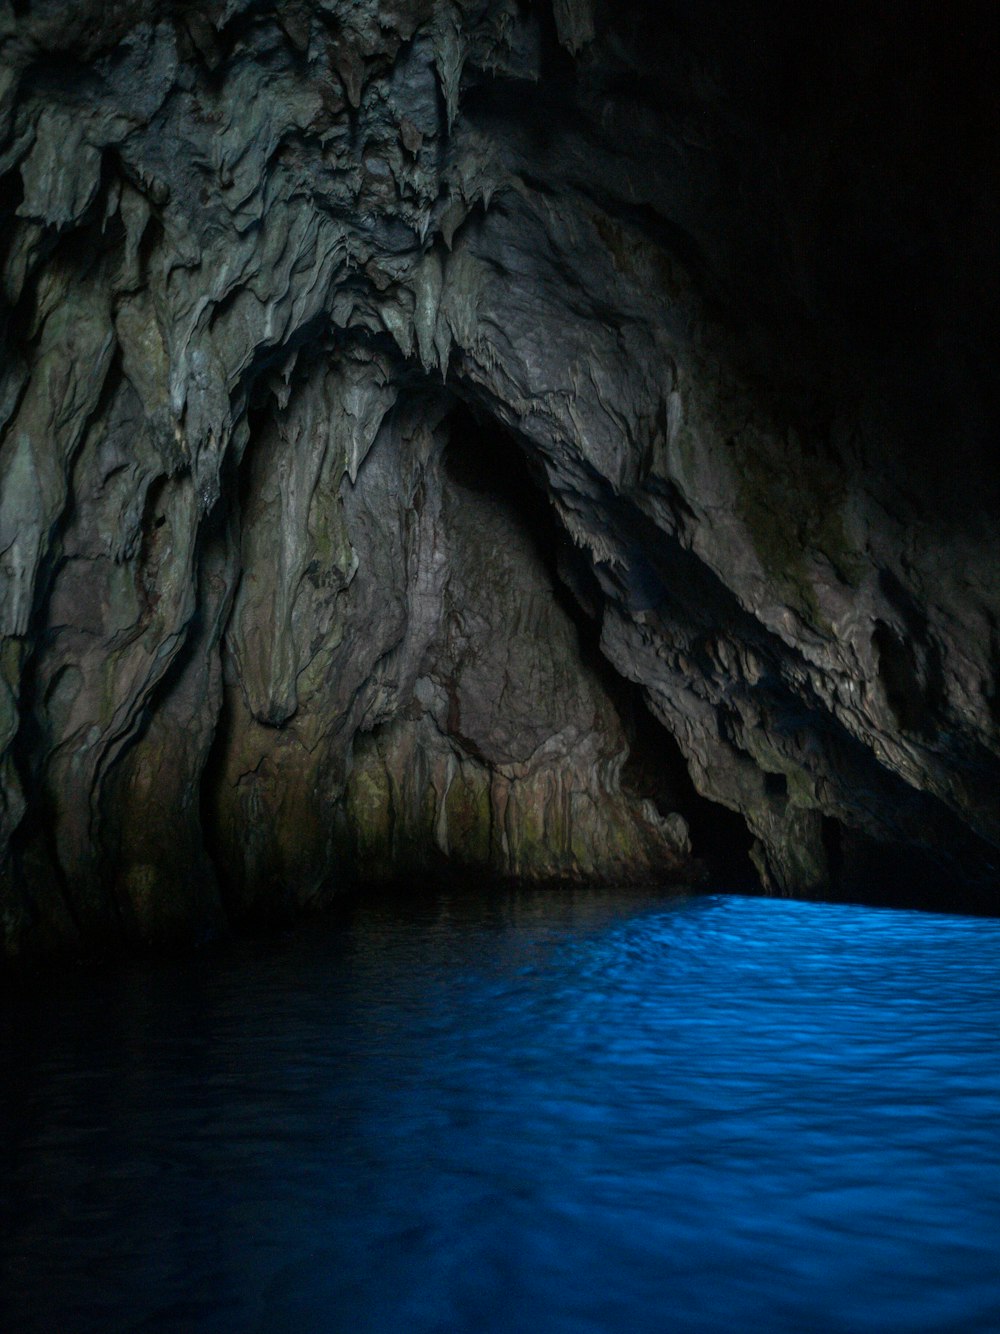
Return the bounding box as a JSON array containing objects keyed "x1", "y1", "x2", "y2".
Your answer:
[{"x1": 0, "y1": 0, "x2": 997, "y2": 957}]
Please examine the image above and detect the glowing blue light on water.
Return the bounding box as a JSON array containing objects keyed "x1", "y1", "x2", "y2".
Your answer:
[{"x1": 2, "y1": 891, "x2": 999, "y2": 1333}]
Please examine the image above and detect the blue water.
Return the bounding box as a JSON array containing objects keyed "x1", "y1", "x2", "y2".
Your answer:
[{"x1": 2, "y1": 889, "x2": 999, "y2": 1333}]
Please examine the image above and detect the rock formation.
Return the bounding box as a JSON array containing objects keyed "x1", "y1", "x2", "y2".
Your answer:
[{"x1": 1, "y1": 0, "x2": 996, "y2": 957}]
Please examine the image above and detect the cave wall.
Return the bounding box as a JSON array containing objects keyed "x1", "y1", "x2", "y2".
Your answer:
[{"x1": 0, "y1": 0, "x2": 997, "y2": 956}]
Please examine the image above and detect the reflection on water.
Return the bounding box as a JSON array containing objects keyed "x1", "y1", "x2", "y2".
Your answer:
[{"x1": 2, "y1": 889, "x2": 1000, "y2": 1333}]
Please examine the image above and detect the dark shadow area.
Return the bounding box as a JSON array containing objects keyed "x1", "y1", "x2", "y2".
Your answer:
[
  {"x1": 618, "y1": 689, "x2": 756, "y2": 885},
  {"x1": 444, "y1": 398, "x2": 757, "y2": 886},
  {"x1": 465, "y1": 0, "x2": 999, "y2": 523},
  {"x1": 821, "y1": 818, "x2": 1000, "y2": 919},
  {"x1": 442, "y1": 400, "x2": 558, "y2": 553}
]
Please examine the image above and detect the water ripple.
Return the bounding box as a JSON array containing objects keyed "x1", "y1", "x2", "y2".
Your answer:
[{"x1": 2, "y1": 890, "x2": 999, "y2": 1333}]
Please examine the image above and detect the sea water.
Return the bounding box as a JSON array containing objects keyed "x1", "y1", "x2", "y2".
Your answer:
[{"x1": 2, "y1": 889, "x2": 999, "y2": 1333}]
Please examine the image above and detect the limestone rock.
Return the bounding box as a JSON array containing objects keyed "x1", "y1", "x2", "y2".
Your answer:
[{"x1": 0, "y1": 1, "x2": 996, "y2": 957}]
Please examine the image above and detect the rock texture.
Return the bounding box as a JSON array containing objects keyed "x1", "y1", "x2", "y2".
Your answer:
[{"x1": 0, "y1": 0, "x2": 997, "y2": 957}]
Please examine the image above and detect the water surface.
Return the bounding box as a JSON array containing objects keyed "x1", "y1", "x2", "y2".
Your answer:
[{"x1": 2, "y1": 889, "x2": 999, "y2": 1332}]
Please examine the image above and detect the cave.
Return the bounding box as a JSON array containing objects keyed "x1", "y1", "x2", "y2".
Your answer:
[
  {"x1": 1, "y1": 0, "x2": 998, "y2": 959},
  {"x1": 1, "y1": 1, "x2": 999, "y2": 1330}
]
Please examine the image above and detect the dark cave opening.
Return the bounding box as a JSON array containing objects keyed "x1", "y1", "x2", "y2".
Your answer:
[
  {"x1": 442, "y1": 397, "x2": 757, "y2": 886},
  {"x1": 618, "y1": 690, "x2": 756, "y2": 885},
  {"x1": 441, "y1": 400, "x2": 555, "y2": 550}
]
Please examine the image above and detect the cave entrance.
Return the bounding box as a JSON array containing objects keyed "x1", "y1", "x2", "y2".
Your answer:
[{"x1": 439, "y1": 398, "x2": 756, "y2": 886}]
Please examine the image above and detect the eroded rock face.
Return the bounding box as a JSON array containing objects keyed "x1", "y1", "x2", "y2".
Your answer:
[{"x1": 0, "y1": 0, "x2": 997, "y2": 956}]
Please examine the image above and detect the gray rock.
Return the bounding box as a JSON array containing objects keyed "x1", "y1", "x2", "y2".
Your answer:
[{"x1": 0, "y1": 1, "x2": 996, "y2": 957}]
